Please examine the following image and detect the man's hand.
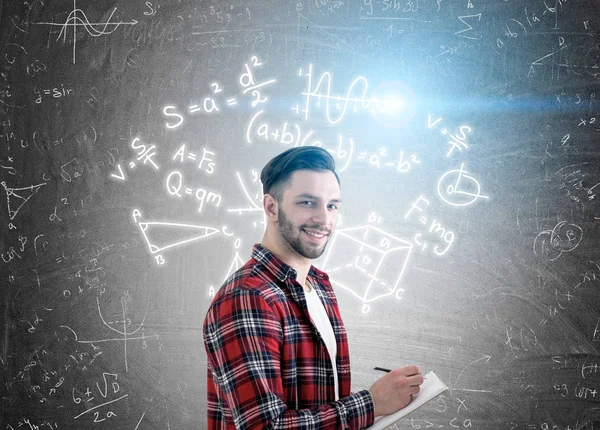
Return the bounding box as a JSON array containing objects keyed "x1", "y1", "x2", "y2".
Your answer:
[{"x1": 369, "y1": 365, "x2": 424, "y2": 417}]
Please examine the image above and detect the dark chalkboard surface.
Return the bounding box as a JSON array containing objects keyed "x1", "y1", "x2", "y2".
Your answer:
[{"x1": 2, "y1": 0, "x2": 600, "y2": 428}]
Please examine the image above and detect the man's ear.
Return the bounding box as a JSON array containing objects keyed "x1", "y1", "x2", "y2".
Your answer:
[{"x1": 263, "y1": 194, "x2": 279, "y2": 222}]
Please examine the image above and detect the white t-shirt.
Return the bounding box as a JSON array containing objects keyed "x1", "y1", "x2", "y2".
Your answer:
[{"x1": 304, "y1": 285, "x2": 339, "y2": 400}]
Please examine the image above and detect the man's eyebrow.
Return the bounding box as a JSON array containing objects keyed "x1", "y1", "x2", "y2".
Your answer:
[
  {"x1": 294, "y1": 193, "x2": 317, "y2": 199},
  {"x1": 295, "y1": 193, "x2": 342, "y2": 203}
]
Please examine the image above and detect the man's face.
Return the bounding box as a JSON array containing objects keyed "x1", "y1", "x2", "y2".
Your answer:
[{"x1": 276, "y1": 169, "x2": 341, "y2": 260}]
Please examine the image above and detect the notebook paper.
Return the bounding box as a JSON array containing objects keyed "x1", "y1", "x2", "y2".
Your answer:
[{"x1": 366, "y1": 371, "x2": 448, "y2": 430}]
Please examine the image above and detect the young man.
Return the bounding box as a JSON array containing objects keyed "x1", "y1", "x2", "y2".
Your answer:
[{"x1": 203, "y1": 146, "x2": 423, "y2": 429}]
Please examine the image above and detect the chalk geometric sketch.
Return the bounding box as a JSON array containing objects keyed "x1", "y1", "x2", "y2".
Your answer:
[
  {"x1": 223, "y1": 248, "x2": 245, "y2": 282},
  {"x1": 60, "y1": 296, "x2": 159, "y2": 372},
  {"x1": 1, "y1": 180, "x2": 47, "y2": 220},
  {"x1": 132, "y1": 209, "x2": 220, "y2": 264},
  {"x1": 321, "y1": 225, "x2": 413, "y2": 313},
  {"x1": 209, "y1": 246, "x2": 243, "y2": 299},
  {"x1": 207, "y1": 230, "x2": 246, "y2": 298},
  {"x1": 533, "y1": 220, "x2": 583, "y2": 261},
  {"x1": 227, "y1": 171, "x2": 266, "y2": 230},
  {"x1": 35, "y1": 0, "x2": 138, "y2": 64},
  {"x1": 219, "y1": 228, "x2": 247, "y2": 282}
]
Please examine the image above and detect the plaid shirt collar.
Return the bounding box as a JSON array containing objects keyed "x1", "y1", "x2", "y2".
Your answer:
[{"x1": 251, "y1": 243, "x2": 330, "y2": 284}]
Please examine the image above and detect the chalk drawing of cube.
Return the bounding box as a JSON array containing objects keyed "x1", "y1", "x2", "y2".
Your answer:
[{"x1": 321, "y1": 225, "x2": 413, "y2": 313}]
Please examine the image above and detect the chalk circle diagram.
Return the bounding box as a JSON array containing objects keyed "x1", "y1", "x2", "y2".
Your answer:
[
  {"x1": 321, "y1": 225, "x2": 413, "y2": 313},
  {"x1": 132, "y1": 209, "x2": 220, "y2": 264},
  {"x1": 437, "y1": 164, "x2": 489, "y2": 207},
  {"x1": 533, "y1": 221, "x2": 583, "y2": 261}
]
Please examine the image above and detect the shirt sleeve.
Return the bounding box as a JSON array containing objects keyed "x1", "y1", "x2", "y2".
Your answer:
[{"x1": 203, "y1": 287, "x2": 375, "y2": 430}]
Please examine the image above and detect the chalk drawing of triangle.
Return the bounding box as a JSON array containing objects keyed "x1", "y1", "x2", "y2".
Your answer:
[
  {"x1": 223, "y1": 252, "x2": 246, "y2": 282},
  {"x1": 137, "y1": 221, "x2": 220, "y2": 254},
  {"x1": 1, "y1": 182, "x2": 47, "y2": 220}
]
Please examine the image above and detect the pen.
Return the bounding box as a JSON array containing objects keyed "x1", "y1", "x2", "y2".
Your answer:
[{"x1": 374, "y1": 367, "x2": 427, "y2": 378}]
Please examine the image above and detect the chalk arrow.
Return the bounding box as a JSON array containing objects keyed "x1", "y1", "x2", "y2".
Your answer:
[{"x1": 454, "y1": 355, "x2": 491, "y2": 387}]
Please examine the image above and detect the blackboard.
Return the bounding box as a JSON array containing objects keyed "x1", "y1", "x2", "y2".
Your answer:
[{"x1": 1, "y1": 0, "x2": 600, "y2": 428}]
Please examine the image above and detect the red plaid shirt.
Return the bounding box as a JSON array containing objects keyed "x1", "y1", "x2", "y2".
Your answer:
[{"x1": 203, "y1": 244, "x2": 375, "y2": 429}]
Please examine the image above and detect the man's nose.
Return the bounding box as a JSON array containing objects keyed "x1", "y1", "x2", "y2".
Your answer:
[{"x1": 312, "y1": 204, "x2": 333, "y2": 227}]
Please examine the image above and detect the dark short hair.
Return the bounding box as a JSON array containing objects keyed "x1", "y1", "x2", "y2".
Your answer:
[{"x1": 260, "y1": 146, "x2": 340, "y2": 201}]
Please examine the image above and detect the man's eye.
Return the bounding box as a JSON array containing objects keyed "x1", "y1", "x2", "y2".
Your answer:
[
  {"x1": 328, "y1": 204, "x2": 338, "y2": 210},
  {"x1": 300, "y1": 201, "x2": 314, "y2": 206}
]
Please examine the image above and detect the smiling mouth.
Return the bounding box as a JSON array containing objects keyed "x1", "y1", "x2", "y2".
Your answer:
[{"x1": 302, "y1": 228, "x2": 329, "y2": 240}]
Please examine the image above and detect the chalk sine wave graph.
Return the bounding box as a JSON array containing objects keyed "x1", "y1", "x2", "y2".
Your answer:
[{"x1": 35, "y1": 0, "x2": 138, "y2": 64}]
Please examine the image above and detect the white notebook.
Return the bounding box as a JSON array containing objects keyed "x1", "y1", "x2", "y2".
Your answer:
[{"x1": 366, "y1": 371, "x2": 448, "y2": 430}]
